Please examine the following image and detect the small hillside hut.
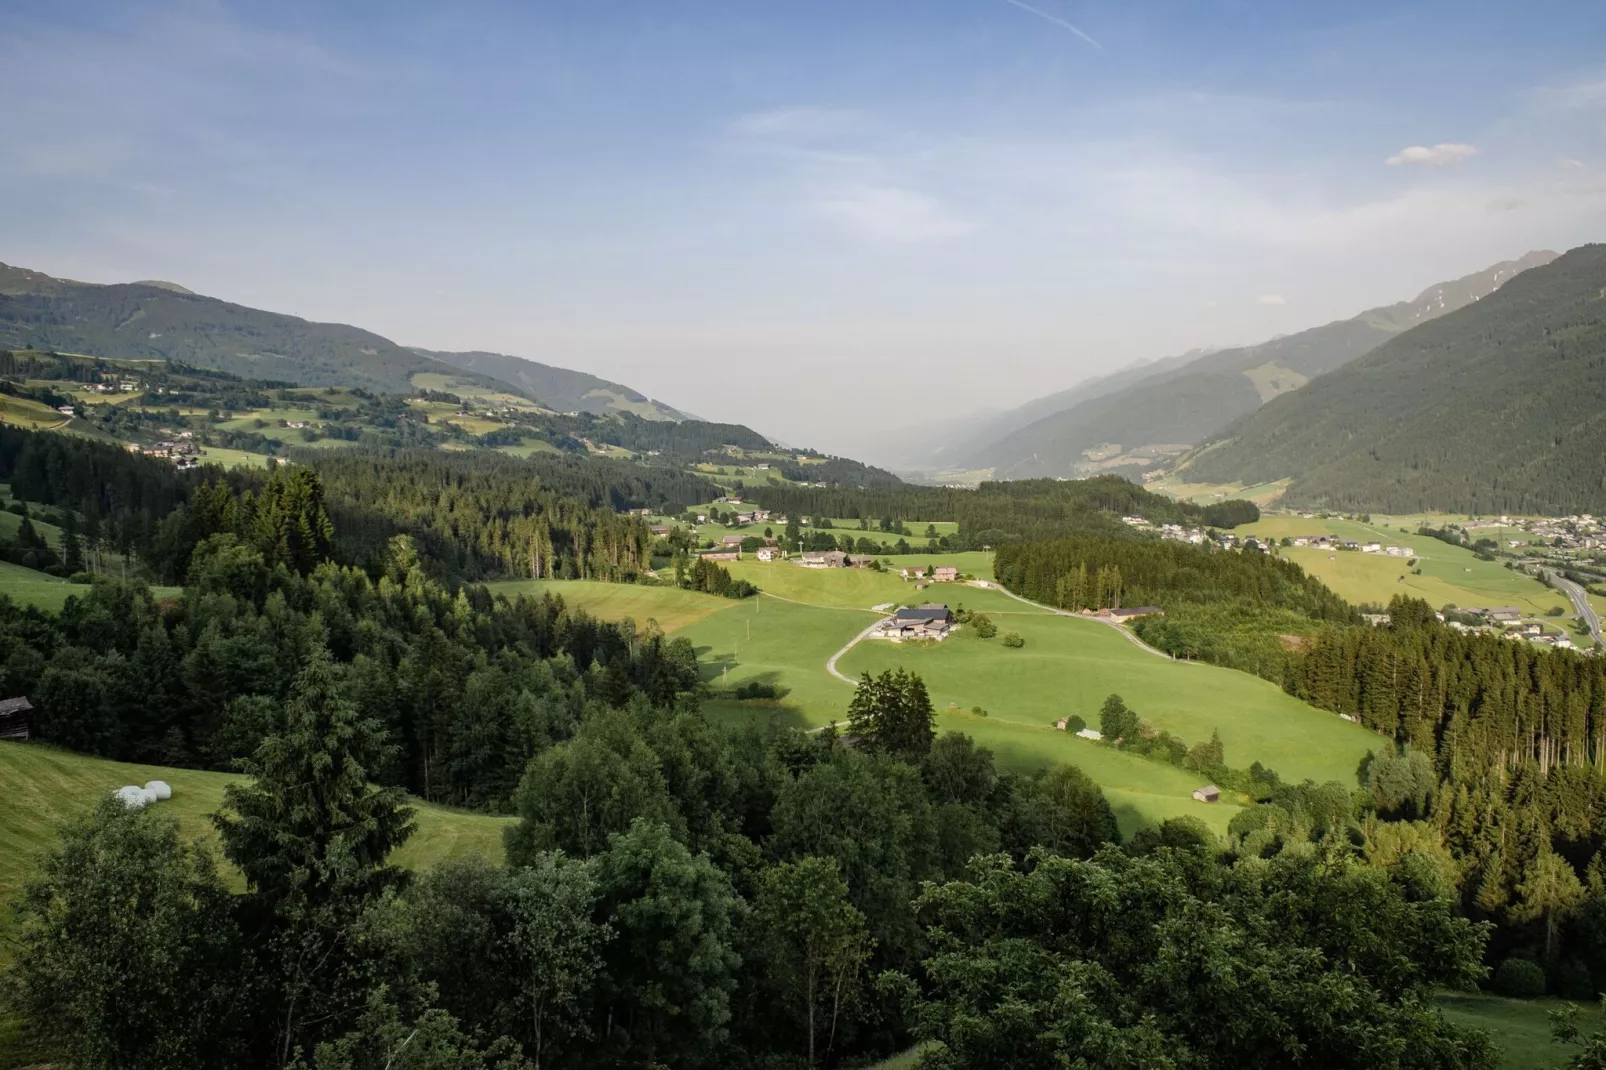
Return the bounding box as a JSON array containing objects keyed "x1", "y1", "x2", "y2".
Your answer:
[
  {"x1": 0, "y1": 697, "x2": 33, "y2": 741},
  {"x1": 1192, "y1": 785, "x2": 1221, "y2": 803}
]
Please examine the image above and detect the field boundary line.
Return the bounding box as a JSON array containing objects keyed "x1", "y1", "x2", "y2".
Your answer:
[{"x1": 969, "y1": 582, "x2": 1194, "y2": 664}]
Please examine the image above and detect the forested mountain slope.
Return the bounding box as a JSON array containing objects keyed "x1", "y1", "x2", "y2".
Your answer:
[
  {"x1": 1181, "y1": 243, "x2": 1606, "y2": 514},
  {"x1": 416, "y1": 348, "x2": 687, "y2": 420},
  {"x1": 955, "y1": 251, "x2": 1555, "y2": 480},
  {"x1": 0, "y1": 262, "x2": 525, "y2": 396},
  {"x1": 0, "y1": 263, "x2": 680, "y2": 417}
]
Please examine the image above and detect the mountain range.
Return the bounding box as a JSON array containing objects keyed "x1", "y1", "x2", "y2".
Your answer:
[
  {"x1": 0, "y1": 262, "x2": 683, "y2": 420},
  {"x1": 898, "y1": 250, "x2": 1557, "y2": 482},
  {"x1": 1177, "y1": 243, "x2": 1606, "y2": 515}
]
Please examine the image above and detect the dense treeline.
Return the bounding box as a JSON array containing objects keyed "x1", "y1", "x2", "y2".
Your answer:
[
  {"x1": 299, "y1": 450, "x2": 681, "y2": 581},
  {"x1": 2, "y1": 550, "x2": 700, "y2": 809},
  {"x1": 994, "y1": 535, "x2": 1353, "y2": 676},
  {"x1": 12, "y1": 653, "x2": 1502, "y2": 1068},
  {"x1": 752, "y1": 476, "x2": 1256, "y2": 547},
  {"x1": 1246, "y1": 595, "x2": 1606, "y2": 990},
  {"x1": 0, "y1": 429, "x2": 718, "y2": 584}
]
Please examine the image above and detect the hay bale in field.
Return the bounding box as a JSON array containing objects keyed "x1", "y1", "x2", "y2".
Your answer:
[
  {"x1": 113, "y1": 785, "x2": 149, "y2": 808},
  {"x1": 144, "y1": 780, "x2": 172, "y2": 801}
]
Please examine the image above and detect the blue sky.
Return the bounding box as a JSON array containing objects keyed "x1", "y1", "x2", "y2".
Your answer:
[{"x1": 3, "y1": 0, "x2": 1604, "y2": 454}]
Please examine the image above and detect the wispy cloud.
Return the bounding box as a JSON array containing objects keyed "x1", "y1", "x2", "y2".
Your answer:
[
  {"x1": 730, "y1": 106, "x2": 862, "y2": 138},
  {"x1": 1386, "y1": 143, "x2": 1478, "y2": 166},
  {"x1": 813, "y1": 186, "x2": 976, "y2": 243},
  {"x1": 1256, "y1": 294, "x2": 1286, "y2": 306},
  {"x1": 1000, "y1": 0, "x2": 1101, "y2": 49},
  {"x1": 1486, "y1": 197, "x2": 1526, "y2": 213}
]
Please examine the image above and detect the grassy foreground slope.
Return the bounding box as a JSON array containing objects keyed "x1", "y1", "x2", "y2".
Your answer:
[{"x1": 0, "y1": 743, "x2": 512, "y2": 947}]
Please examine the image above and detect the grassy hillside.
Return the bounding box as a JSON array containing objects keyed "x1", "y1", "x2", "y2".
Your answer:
[
  {"x1": 0, "y1": 262, "x2": 536, "y2": 398},
  {"x1": 1239, "y1": 516, "x2": 1570, "y2": 619},
  {"x1": 956, "y1": 252, "x2": 1555, "y2": 481},
  {"x1": 482, "y1": 578, "x2": 736, "y2": 633},
  {"x1": 418, "y1": 349, "x2": 686, "y2": 421},
  {"x1": 0, "y1": 743, "x2": 512, "y2": 954},
  {"x1": 666, "y1": 555, "x2": 1374, "y2": 834},
  {"x1": 1180, "y1": 244, "x2": 1606, "y2": 514}
]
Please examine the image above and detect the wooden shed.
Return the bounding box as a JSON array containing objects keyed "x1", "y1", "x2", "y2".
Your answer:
[
  {"x1": 1192, "y1": 785, "x2": 1221, "y2": 804},
  {"x1": 0, "y1": 697, "x2": 34, "y2": 742}
]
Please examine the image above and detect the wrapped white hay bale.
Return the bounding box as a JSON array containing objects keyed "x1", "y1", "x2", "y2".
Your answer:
[
  {"x1": 113, "y1": 785, "x2": 148, "y2": 808},
  {"x1": 144, "y1": 780, "x2": 172, "y2": 801},
  {"x1": 140, "y1": 787, "x2": 159, "y2": 806}
]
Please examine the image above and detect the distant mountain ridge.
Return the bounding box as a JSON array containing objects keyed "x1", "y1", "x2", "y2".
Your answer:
[
  {"x1": 942, "y1": 251, "x2": 1557, "y2": 481},
  {"x1": 414, "y1": 348, "x2": 686, "y2": 421},
  {"x1": 0, "y1": 262, "x2": 686, "y2": 419},
  {"x1": 1177, "y1": 242, "x2": 1606, "y2": 514}
]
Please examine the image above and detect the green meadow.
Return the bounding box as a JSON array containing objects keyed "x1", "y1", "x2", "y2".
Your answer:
[
  {"x1": 839, "y1": 612, "x2": 1378, "y2": 788},
  {"x1": 1241, "y1": 515, "x2": 1566, "y2": 616},
  {"x1": 0, "y1": 743, "x2": 512, "y2": 962},
  {"x1": 483, "y1": 578, "x2": 736, "y2": 633},
  {"x1": 1434, "y1": 992, "x2": 1600, "y2": 1070}
]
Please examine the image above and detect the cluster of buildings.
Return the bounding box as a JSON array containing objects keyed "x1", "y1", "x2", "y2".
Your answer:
[
  {"x1": 1285, "y1": 535, "x2": 1417, "y2": 557},
  {"x1": 901, "y1": 565, "x2": 958, "y2": 582},
  {"x1": 1497, "y1": 514, "x2": 1604, "y2": 552},
  {"x1": 126, "y1": 433, "x2": 200, "y2": 469}
]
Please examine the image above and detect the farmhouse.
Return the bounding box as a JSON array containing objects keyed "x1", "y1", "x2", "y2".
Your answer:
[
  {"x1": 1192, "y1": 785, "x2": 1221, "y2": 803},
  {"x1": 876, "y1": 603, "x2": 956, "y2": 641},
  {"x1": 932, "y1": 566, "x2": 959, "y2": 582},
  {"x1": 700, "y1": 548, "x2": 740, "y2": 562},
  {"x1": 755, "y1": 546, "x2": 783, "y2": 562},
  {"x1": 900, "y1": 566, "x2": 927, "y2": 581},
  {"x1": 846, "y1": 554, "x2": 877, "y2": 568},
  {"x1": 799, "y1": 550, "x2": 848, "y2": 569},
  {"x1": 650, "y1": 525, "x2": 671, "y2": 536},
  {"x1": 1102, "y1": 606, "x2": 1164, "y2": 621},
  {"x1": 720, "y1": 534, "x2": 745, "y2": 547},
  {"x1": 0, "y1": 696, "x2": 33, "y2": 741}
]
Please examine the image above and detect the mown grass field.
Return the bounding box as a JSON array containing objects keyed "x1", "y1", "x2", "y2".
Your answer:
[
  {"x1": 839, "y1": 613, "x2": 1378, "y2": 789},
  {"x1": 721, "y1": 559, "x2": 1014, "y2": 612},
  {"x1": 1241, "y1": 515, "x2": 1568, "y2": 617},
  {"x1": 482, "y1": 578, "x2": 737, "y2": 633},
  {"x1": 675, "y1": 558, "x2": 1376, "y2": 835},
  {"x1": 1435, "y1": 992, "x2": 1600, "y2": 1070},
  {"x1": 0, "y1": 743, "x2": 512, "y2": 960},
  {"x1": 1146, "y1": 477, "x2": 1292, "y2": 505}
]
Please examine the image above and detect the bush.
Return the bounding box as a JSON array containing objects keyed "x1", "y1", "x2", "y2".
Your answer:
[
  {"x1": 1492, "y1": 957, "x2": 1546, "y2": 999},
  {"x1": 1002, "y1": 632, "x2": 1024, "y2": 648},
  {"x1": 972, "y1": 614, "x2": 997, "y2": 639},
  {"x1": 1546, "y1": 605, "x2": 1567, "y2": 617},
  {"x1": 68, "y1": 571, "x2": 96, "y2": 584},
  {"x1": 1066, "y1": 714, "x2": 1086, "y2": 734},
  {"x1": 1552, "y1": 957, "x2": 1596, "y2": 1001},
  {"x1": 732, "y1": 681, "x2": 781, "y2": 700}
]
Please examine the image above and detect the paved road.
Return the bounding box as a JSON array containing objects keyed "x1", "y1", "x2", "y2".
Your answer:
[
  {"x1": 825, "y1": 619, "x2": 887, "y2": 685},
  {"x1": 1547, "y1": 570, "x2": 1604, "y2": 648}
]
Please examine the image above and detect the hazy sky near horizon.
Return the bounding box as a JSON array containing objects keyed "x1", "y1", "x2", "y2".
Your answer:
[{"x1": 3, "y1": 0, "x2": 1605, "y2": 456}]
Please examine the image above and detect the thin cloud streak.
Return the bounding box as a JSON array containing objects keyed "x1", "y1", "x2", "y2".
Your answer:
[{"x1": 1000, "y1": 0, "x2": 1102, "y2": 49}]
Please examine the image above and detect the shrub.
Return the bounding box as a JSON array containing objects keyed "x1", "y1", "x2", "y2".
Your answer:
[
  {"x1": 733, "y1": 681, "x2": 782, "y2": 700},
  {"x1": 1492, "y1": 957, "x2": 1546, "y2": 999},
  {"x1": 69, "y1": 571, "x2": 96, "y2": 585},
  {"x1": 1002, "y1": 632, "x2": 1024, "y2": 648},
  {"x1": 1552, "y1": 957, "x2": 1596, "y2": 1001},
  {"x1": 1066, "y1": 714, "x2": 1086, "y2": 734},
  {"x1": 971, "y1": 614, "x2": 997, "y2": 639},
  {"x1": 1546, "y1": 605, "x2": 1567, "y2": 617}
]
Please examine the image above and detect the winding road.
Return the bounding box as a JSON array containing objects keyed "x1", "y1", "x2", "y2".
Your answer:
[{"x1": 968, "y1": 581, "x2": 1192, "y2": 663}]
